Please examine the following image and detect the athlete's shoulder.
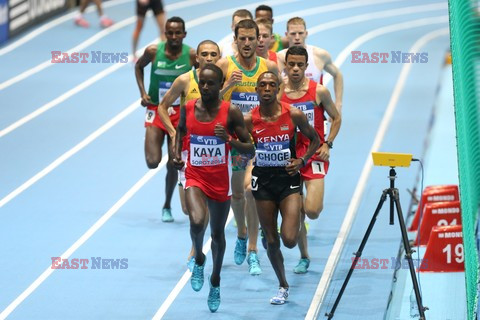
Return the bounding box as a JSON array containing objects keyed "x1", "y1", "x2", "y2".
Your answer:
[
  {"x1": 311, "y1": 45, "x2": 331, "y2": 59},
  {"x1": 216, "y1": 57, "x2": 229, "y2": 69}
]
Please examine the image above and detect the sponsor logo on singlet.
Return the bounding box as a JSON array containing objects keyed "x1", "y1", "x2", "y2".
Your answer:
[
  {"x1": 231, "y1": 92, "x2": 259, "y2": 114},
  {"x1": 255, "y1": 138, "x2": 291, "y2": 167},
  {"x1": 292, "y1": 102, "x2": 315, "y2": 130},
  {"x1": 190, "y1": 135, "x2": 226, "y2": 166},
  {"x1": 159, "y1": 81, "x2": 180, "y2": 106}
]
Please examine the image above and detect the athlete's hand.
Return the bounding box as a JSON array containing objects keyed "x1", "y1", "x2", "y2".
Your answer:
[
  {"x1": 167, "y1": 107, "x2": 176, "y2": 116},
  {"x1": 172, "y1": 156, "x2": 184, "y2": 170},
  {"x1": 214, "y1": 123, "x2": 229, "y2": 142},
  {"x1": 286, "y1": 158, "x2": 303, "y2": 176},
  {"x1": 141, "y1": 93, "x2": 154, "y2": 106},
  {"x1": 315, "y1": 144, "x2": 330, "y2": 161},
  {"x1": 224, "y1": 70, "x2": 243, "y2": 88}
]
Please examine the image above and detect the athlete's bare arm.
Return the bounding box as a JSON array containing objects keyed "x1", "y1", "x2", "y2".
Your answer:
[
  {"x1": 173, "y1": 104, "x2": 187, "y2": 170},
  {"x1": 158, "y1": 72, "x2": 190, "y2": 139},
  {"x1": 216, "y1": 57, "x2": 242, "y2": 98},
  {"x1": 243, "y1": 113, "x2": 253, "y2": 132},
  {"x1": 276, "y1": 50, "x2": 286, "y2": 75},
  {"x1": 317, "y1": 84, "x2": 341, "y2": 142},
  {"x1": 315, "y1": 47, "x2": 343, "y2": 112},
  {"x1": 221, "y1": 106, "x2": 255, "y2": 155},
  {"x1": 316, "y1": 84, "x2": 341, "y2": 159},
  {"x1": 135, "y1": 45, "x2": 157, "y2": 106},
  {"x1": 286, "y1": 107, "x2": 320, "y2": 175}
]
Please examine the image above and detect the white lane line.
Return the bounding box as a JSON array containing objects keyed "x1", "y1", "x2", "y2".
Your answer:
[
  {"x1": 0, "y1": 156, "x2": 167, "y2": 320},
  {"x1": 305, "y1": 25, "x2": 450, "y2": 320},
  {"x1": 218, "y1": 0, "x2": 404, "y2": 47},
  {"x1": 0, "y1": 0, "x2": 214, "y2": 91},
  {"x1": 0, "y1": 0, "x2": 206, "y2": 56},
  {"x1": 151, "y1": 210, "x2": 234, "y2": 320},
  {"x1": 0, "y1": 0, "x2": 298, "y2": 138},
  {"x1": 0, "y1": 99, "x2": 139, "y2": 208}
]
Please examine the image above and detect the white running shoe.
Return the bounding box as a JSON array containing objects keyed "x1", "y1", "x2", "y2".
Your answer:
[{"x1": 270, "y1": 287, "x2": 289, "y2": 305}]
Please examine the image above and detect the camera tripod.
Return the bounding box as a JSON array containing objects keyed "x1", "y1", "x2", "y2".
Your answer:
[{"x1": 325, "y1": 167, "x2": 427, "y2": 319}]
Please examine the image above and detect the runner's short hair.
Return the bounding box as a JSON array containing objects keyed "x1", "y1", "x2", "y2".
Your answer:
[
  {"x1": 287, "y1": 17, "x2": 306, "y2": 30},
  {"x1": 197, "y1": 40, "x2": 220, "y2": 54},
  {"x1": 285, "y1": 46, "x2": 308, "y2": 63},
  {"x1": 235, "y1": 19, "x2": 259, "y2": 38},
  {"x1": 201, "y1": 63, "x2": 224, "y2": 83},
  {"x1": 166, "y1": 16, "x2": 186, "y2": 32}
]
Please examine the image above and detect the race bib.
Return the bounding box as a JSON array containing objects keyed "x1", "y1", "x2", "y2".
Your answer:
[
  {"x1": 145, "y1": 109, "x2": 155, "y2": 123},
  {"x1": 292, "y1": 101, "x2": 315, "y2": 131},
  {"x1": 190, "y1": 135, "x2": 226, "y2": 166},
  {"x1": 159, "y1": 81, "x2": 181, "y2": 106},
  {"x1": 231, "y1": 92, "x2": 259, "y2": 114},
  {"x1": 311, "y1": 160, "x2": 326, "y2": 175},
  {"x1": 255, "y1": 140, "x2": 291, "y2": 167},
  {"x1": 251, "y1": 175, "x2": 258, "y2": 191}
]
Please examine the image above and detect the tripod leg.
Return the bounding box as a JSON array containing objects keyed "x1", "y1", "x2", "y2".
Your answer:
[
  {"x1": 325, "y1": 190, "x2": 389, "y2": 319},
  {"x1": 392, "y1": 189, "x2": 427, "y2": 319}
]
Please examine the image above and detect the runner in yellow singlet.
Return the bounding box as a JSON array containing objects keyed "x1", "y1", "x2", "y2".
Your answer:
[{"x1": 217, "y1": 19, "x2": 279, "y2": 276}]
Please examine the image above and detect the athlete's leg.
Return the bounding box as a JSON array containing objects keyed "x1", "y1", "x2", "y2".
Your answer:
[
  {"x1": 163, "y1": 135, "x2": 178, "y2": 210},
  {"x1": 91, "y1": 0, "x2": 104, "y2": 16},
  {"x1": 231, "y1": 170, "x2": 247, "y2": 237},
  {"x1": 295, "y1": 179, "x2": 324, "y2": 272},
  {"x1": 186, "y1": 187, "x2": 208, "y2": 266},
  {"x1": 144, "y1": 126, "x2": 165, "y2": 169},
  {"x1": 297, "y1": 210, "x2": 309, "y2": 258},
  {"x1": 304, "y1": 178, "x2": 325, "y2": 219},
  {"x1": 179, "y1": 185, "x2": 188, "y2": 215},
  {"x1": 155, "y1": 11, "x2": 167, "y2": 42},
  {"x1": 232, "y1": 169, "x2": 248, "y2": 265},
  {"x1": 206, "y1": 198, "x2": 230, "y2": 286},
  {"x1": 78, "y1": 0, "x2": 90, "y2": 14},
  {"x1": 244, "y1": 162, "x2": 261, "y2": 274},
  {"x1": 256, "y1": 199, "x2": 288, "y2": 288},
  {"x1": 132, "y1": 16, "x2": 146, "y2": 59},
  {"x1": 278, "y1": 193, "x2": 302, "y2": 249},
  {"x1": 244, "y1": 163, "x2": 259, "y2": 252},
  {"x1": 75, "y1": 0, "x2": 91, "y2": 27}
]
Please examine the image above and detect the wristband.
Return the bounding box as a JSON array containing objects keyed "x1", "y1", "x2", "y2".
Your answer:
[{"x1": 300, "y1": 157, "x2": 306, "y2": 167}]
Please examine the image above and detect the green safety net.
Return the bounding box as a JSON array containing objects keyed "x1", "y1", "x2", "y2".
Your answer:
[{"x1": 448, "y1": 1, "x2": 480, "y2": 319}]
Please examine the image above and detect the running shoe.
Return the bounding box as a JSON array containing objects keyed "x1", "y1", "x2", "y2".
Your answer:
[
  {"x1": 191, "y1": 257, "x2": 205, "y2": 292},
  {"x1": 207, "y1": 276, "x2": 221, "y2": 312},
  {"x1": 74, "y1": 17, "x2": 89, "y2": 28},
  {"x1": 187, "y1": 256, "x2": 195, "y2": 272},
  {"x1": 234, "y1": 237, "x2": 247, "y2": 265},
  {"x1": 247, "y1": 251, "x2": 262, "y2": 275},
  {"x1": 293, "y1": 258, "x2": 310, "y2": 274},
  {"x1": 270, "y1": 287, "x2": 289, "y2": 305},
  {"x1": 100, "y1": 16, "x2": 114, "y2": 28},
  {"x1": 260, "y1": 228, "x2": 267, "y2": 250},
  {"x1": 162, "y1": 208, "x2": 174, "y2": 222}
]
